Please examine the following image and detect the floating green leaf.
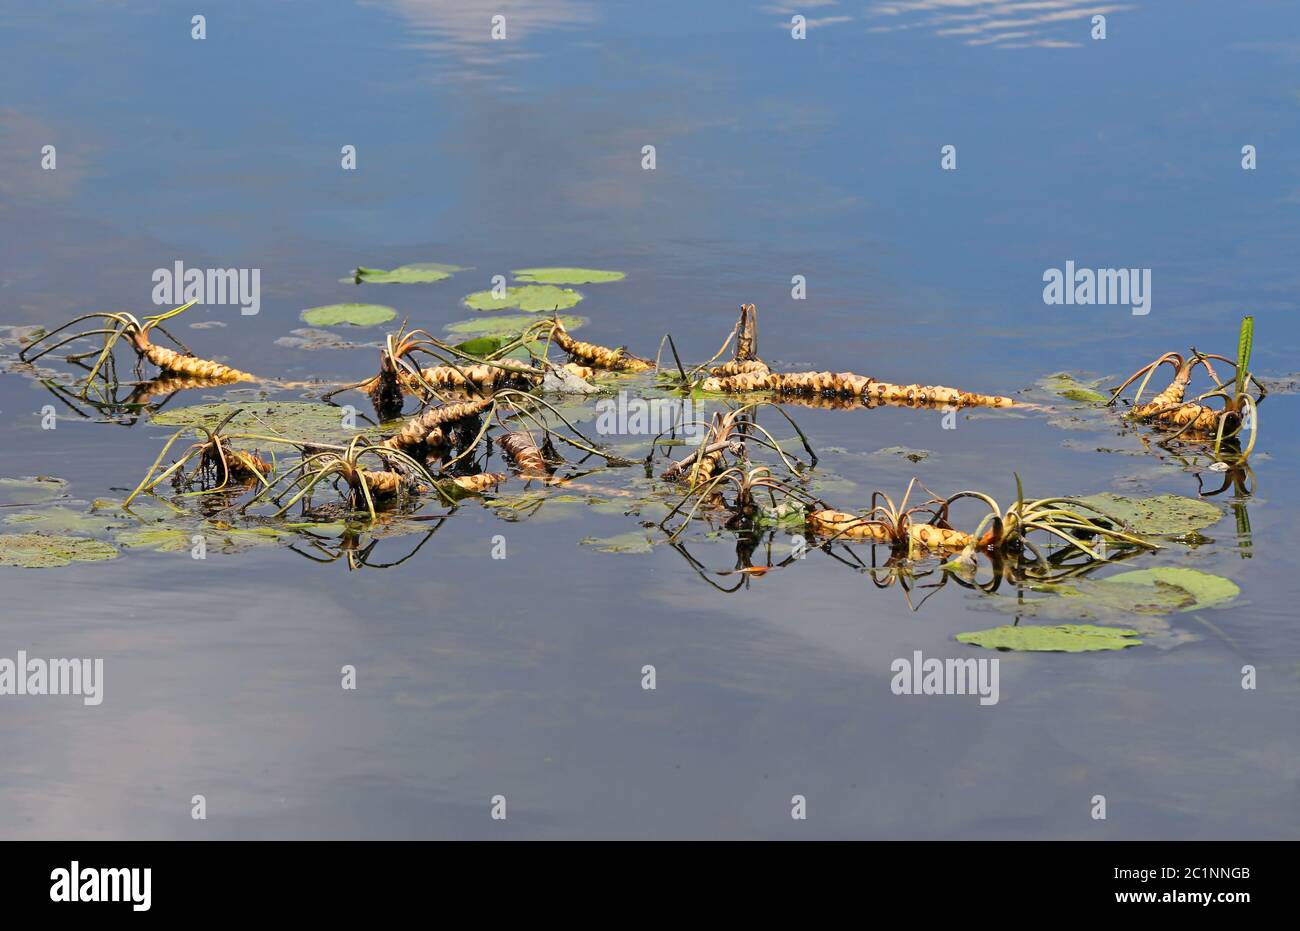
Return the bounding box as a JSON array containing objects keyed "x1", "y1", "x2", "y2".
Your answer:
[
  {"x1": 454, "y1": 336, "x2": 510, "y2": 356},
  {"x1": 1075, "y1": 492, "x2": 1222, "y2": 536},
  {"x1": 300, "y1": 304, "x2": 397, "y2": 327},
  {"x1": 957, "y1": 624, "x2": 1142, "y2": 652},
  {"x1": 346, "y1": 263, "x2": 463, "y2": 284},
  {"x1": 463, "y1": 285, "x2": 582, "y2": 313},
  {"x1": 0, "y1": 533, "x2": 119, "y2": 568},
  {"x1": 512, "y1": 267, "x2": 625, "y2": 285}
]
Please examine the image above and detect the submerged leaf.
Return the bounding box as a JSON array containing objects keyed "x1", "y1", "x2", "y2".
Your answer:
[
  {"x1": 300, "y1": 304, "x2": 397, "y2": 327},
  {"x1": 463, "y1": 285, "x2": 582, "y2": 313},
  {"x1": 152, "y1": 400, "x2": 366, "y2": 447},
  {"x1": 1075, "y1": 492, "x2": 1222, "y2": 535},
  {"x1": 3, "y1": 505, "x2": 128, "y2": 536},
  {"x1": 116, "y1": 523, "x2": 289, "y2": 553},
  {"x1": 580, "y1": 531, "x2": 654, "y2": 554},
  {"x1": 277, "y1": 327, "x2": 378, "y2": 350},
  {"x1": 998, "y1": 567, "x2": 1239, "y2": 621},
  {"x1": 1101, "y1": 567, "x2": 1240, "y2": 612},
  {"x1": 872, "y1": 446, "x2": 930, "y2": 463},
  {"x1": 957, "y1": 624, "x2": 1142, "y2": 652},
  {"x1": 512, "y1": 267, "x2": 625, "y2": 285},
  {"x1": 0, "y1": 533, "x2": 119, "y2": 568},
  {"x1": 0, "y1": 476, "x2": 68, "y2": 506},
  {"x1": 1038, "y1": 373, "x2": 1109, "y2": 404}
]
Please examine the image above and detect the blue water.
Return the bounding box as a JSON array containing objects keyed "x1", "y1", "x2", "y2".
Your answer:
[{"x1": 0, "y1": 0, "x2": 1297, "y2": 838}]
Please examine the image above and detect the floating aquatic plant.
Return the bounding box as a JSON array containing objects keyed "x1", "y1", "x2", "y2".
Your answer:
[
  {"x1": 347, "y1": 263, "x2": 464, "y2": 285},
  {"x1": 300, "y1": 304, "x2": 397, "y2": 327},
  {"x1": 512, "y1": 267, "x2": 625, "y2": 285},
  {"x1": 463, "y1": 285, "x2": 582, "y2": 313},
  {"x1": 0, "y1": 533, "x2": 119, "y2": 568},
  {"x1": 956, "y1": 624, "x2": 1142, "y2": 653}
]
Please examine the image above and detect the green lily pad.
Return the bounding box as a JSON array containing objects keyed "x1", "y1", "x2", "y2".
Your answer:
[
  {"x1": 300, "y1": 304, "x2": 397, "y2": 327},
  {"x1": 580, "y1": 532, "x2": 654, "y2": 554},
  {"x1": 453, "y1": 336, "x2": 511, "y2": 356},
  {"x1": 0, "y1": 533, "x2": 119, "y2": 568},
  {"x1": 152, "y1": 400, "x2": 367, "y2": 447},
  {"x1": 1075, "y1": 492, "x2": 1222, "y2": 536},
  {"x1": 1039, "y1": 373, "x2": 1109, "y2": 404},
  {"x1": 3, "y1": 506, "x2": 128, "y2": 536},
  {"x1": 0, "y1": 476, "x2": 67, "y2": 505},
  {"x1": 512, "y1": 267, "x2": 625, "y2": 285},
  {"x1": 346, "y1": 263, "x2": 464, "y2": 284},
  {"x1": 957, "y1": 624, "x2": 1142, "y2": 652},
  {"x1": 463, "y1": 285, "x2": 583, "y2": 313}
]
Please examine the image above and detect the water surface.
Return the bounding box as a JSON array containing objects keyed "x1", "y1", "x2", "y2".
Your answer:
[{"x1": 1, "y1": 0, "x2": 1297, "y2": 838}]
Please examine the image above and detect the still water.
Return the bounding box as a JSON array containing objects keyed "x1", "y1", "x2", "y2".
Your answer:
[{"x1": 0, "y1": 1, "x2": 1297, "y2": 838}]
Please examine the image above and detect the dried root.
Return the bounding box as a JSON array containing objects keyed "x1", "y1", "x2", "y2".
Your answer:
[
  {"x1": 1108, "y1": 319, "x2": 1265, "y2": 458},
  {"x1": 251, "y1": 436, "x2": 438, "y2": 522},
  {"x1": 803, "y1": 475, "x2": 1160, "y2": 566},
  {"x1": 127, "y1": 332, "x2": 253, "y2": 382},
  {"x1": 20, "y1": 302, "x2": 253, "y2": 389},
  {"x1": 380, "y1": 396, "x2": 495, "y2": 454},
  {"x1": 124, "y1": 409, "x2": 277, "y2": 506},
  {"x1": 448, "y1": 472, "x2": 507, "y2": 494},
  {"x1": 545, "y1": 318, "x2": 654, "y2": 372},
  {"x1": 701, "y1": 369, "x2": 1015, "y2": 408},
  {"x1": 498, "y1": 431, "x2": 551, "y2": 477}
]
